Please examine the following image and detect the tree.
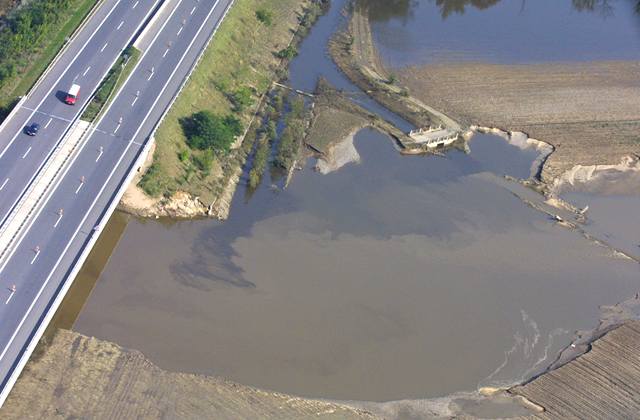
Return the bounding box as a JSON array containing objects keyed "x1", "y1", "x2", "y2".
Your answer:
[{"x1": 180, "y1": 111, "x2": 242, "y2": 154}]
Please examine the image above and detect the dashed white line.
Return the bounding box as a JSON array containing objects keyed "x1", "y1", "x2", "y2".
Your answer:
[
  {"x1": 5, "y1": 291, "x2": 15, "y2": 305},
  {"x1": 117, "y1": 20, "x2": 124, "y2": 30},
  {"x1": 177, "y1": 26, "x2": 183, "y2": 36},
  {"x1": 44, "y1": 118, "x2": 52, "y2": 129},
  {"x1": 30, "y1": 250, "x2": 40, "y2": 265},
  {"x1": 82, "y1": 66, "x2": 91, "y2": 77},
  {"x1": 132, "y1": 0, "x2": 139, "y2": 8},
  {"x1": 75, "y1": 182, "x2": 84, "y2": 194},
  {"x1": 21, "y1": 147, "x2": 31, "y2": 159},
  {"x1": 0, "y1": 178, "x2": 8, "y2": 191},
  {"x1": 113, "y1": 124, "x2": 121, "y2": 134},
  {"x1": 147, "y1": 72, "x2": 153, "y2": 81},
  {"x1": 131, "y1": 97, "x2": 138, "y2": 107},
  {"x1": 162, "y1": 48, "x2": 169, "y2": 57},
  {"x1": 54, "y1": 213, "x2": 63, "y2": 228},
  {"x1": 190, "y1": 6, "x2": 196, "y2": 14},
  {"x1": 101, "y1": 42, "x2": 108, "y2": 52}
]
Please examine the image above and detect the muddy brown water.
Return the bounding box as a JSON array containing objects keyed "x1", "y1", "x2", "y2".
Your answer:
[
  {"x1": 74, "y1": 131, "x2": 639, "y2": 401},
  {"x1": 70, "y1": 0, "x2": 640, "y2": 404}
]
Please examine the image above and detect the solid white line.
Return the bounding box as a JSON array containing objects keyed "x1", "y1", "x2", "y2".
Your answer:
[
  {"x1": 29, "y1": 250, "x2": 39, "y2": 265},
  {"x1": 132, "y1": 0, "x2": 138, "y2": 8},
  {"x1": 0, "y1": 179, "x2": 8, "y2": 191},
  {"x1": 117, "y1": 20, "x2": 124, "y2": 30},
  {"x1": 101, "y1": 42, "x2": 108, "y2": 52},
  {"x1": 131, "y1": 97, "x2": 138, "y2": 106},
  {"x1": 0, "y1": 0, "x2": 222, "y2": 383},
  {"x1": 0, "y1": 0, "x2": 124, "y2": 160},
  {"x1": 82, "y1": 66, "x2": 91, "y2": 77},
  {"x1": 190, "y1": 6, "x2": 196, "y2": 14},
  {"x1": 162, "y1": 48, "x2": 169, "y2": 57},
  {"x1": 21, "y1": 147, "x2": 31, "y2": 159},
  {"x1": 177, "y1": 26, "x2": 183, "y2": 36},
  {"x1": 5, "y1": 292, "x2": 14, "y2": 305},
  {"x1": 44, "y1": 118, "x2": 52, "y2": 129}
]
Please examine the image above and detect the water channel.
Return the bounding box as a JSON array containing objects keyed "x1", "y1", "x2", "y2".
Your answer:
[{"x1": 70, "y1": 0, "x2": 639, "y2": 404}]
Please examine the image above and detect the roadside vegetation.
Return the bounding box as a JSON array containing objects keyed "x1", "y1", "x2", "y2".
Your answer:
[
  {"x1": 81, "y1": 46, "x2": 141, "y2": 122},
  {"x1": 140, "y1": 0, "x2": 322, "y2": 204},
  {"x1": 0, "y1": 0, "x2": 99, "y2": 120}
]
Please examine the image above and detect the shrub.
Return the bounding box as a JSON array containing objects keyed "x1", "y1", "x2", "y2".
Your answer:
[
  {"x1": 230, "y1": 86, "x2": 254, "y2": 112},
  {"x1": 255, "y1": 8, "x2": 273, "y2": 26},
  {"x1": 275, "y1": 45, "x2": 297, "y2": 60},
  {"x1": 180, "y1": 110, "x2": 243, "y2": 154}
]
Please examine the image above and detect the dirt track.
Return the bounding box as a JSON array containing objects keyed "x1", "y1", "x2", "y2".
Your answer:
[
  {"x1": 398, "y1": 61, "x2": 640, "y2": 181},
  {"x1": 0, "y1": 330, "x2": 378, "y2": 419}
]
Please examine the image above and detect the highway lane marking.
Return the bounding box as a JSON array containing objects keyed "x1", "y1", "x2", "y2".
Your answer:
[
  {"x1": 75, "y1": 180, "x2": 84, "y2": 194},
  {"x1": 96, "y1": 147, "x2": 104, "y2": 162},
  {"x1": 82, "y1": 66, "x2": 91, "y2": 77},
  {"x1": 0, "y1": 0, "x2": 222, "y2": 375},
  {"x1": 190, "y1": 6, "x2": 196, "y2": 14},
  {"x1": 131, "y1": 97, "x2": 138, "y2": 107},
  {"x1": 21, "y1": 147, "x2": 31, "y2": 159},
  {"x1": 162, "y1": 48, "x2": 170, "y2": 57},
  {"x1": 54, "y1": 212, "x2": 63, "y2": 228},
  {"x1": 117, "y1": 20, "x2": 124, "y2": 30},
  {"x1": 113, "y1": 123, "x2": 121, "y2": 134},
  {"x1": 44, "y1": 118, "x2": 52, "y2": 129},
  {"x1": 0, "y1": 0, "x2": 124, "y2": 161},
  {"x1": 0, "y1": 179, "x2": 8, "y2": 191},
  {"x1": 177, "y1": 26, "x2": 183, "y2": 36},
  {"x1": 147, "y1": 72, "x2": 154, "y2": 81},
  {"x1": 5, "y1": 290, "x2": 15, "y2": 305},
  {"x1": 132, "y1": 0, "x2": 139, "y2": 9},
  {"x1": 101, "y1": 42, "x2": 109, "y2": 52},
  {"x1": 19, "y1": 106, "x2": 74, "y2": 123},
  {"x1": 30, "y1": 248, "x2": 40, "y2": 265}
]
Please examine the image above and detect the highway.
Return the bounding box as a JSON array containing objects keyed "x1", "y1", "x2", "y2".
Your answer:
[
  {"x1": 0, "y1": 0, "x2": 163, "y2": 229},
  {"x1": 0, "y1": 0, "x2": 234, "y2": 405}
]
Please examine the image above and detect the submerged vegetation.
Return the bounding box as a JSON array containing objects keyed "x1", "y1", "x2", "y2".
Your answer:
[{"x1": 273, "y1": 96, "x2": 306, "y2": 171}]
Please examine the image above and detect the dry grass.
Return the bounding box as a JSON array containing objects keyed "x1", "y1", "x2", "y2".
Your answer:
[{"x1": 398, "y1": 61, "x2": 640, "y2": 180}]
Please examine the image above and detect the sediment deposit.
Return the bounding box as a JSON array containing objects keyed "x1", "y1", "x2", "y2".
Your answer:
[
  {"x1": 398, "y1": 61, "x2": 640, "y2": 182},
  {"x1": 0, "y1": 330, "x2": 378, "y2": 420}
]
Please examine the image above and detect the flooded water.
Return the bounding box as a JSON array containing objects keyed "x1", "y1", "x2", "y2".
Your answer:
[
  {"x1": 75, "y1": 130, "x2": 639, "y2": 401},
  {"x1": 369, "y1": 0, "x2": 640, "y2": 66},
  {"x1": 71, "y1": 0, "x2": 640, "y2": 405}
]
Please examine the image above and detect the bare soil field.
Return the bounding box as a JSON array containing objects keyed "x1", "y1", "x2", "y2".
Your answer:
[
  {"x1": 0, "y1": 330, "x2": 377, "y2": 420},
  {"x1": 398, "y1": 61, "x2": 640, "y2": 181}
]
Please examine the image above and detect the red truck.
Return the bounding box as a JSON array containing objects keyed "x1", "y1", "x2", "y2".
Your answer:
[{"x1": 65, "y1": 84, "x2": 80, "y2": 105}]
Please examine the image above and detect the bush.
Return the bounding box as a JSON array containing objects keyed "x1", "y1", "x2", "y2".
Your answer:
[
  {"x1": 255, "y1": 8, "x2": 273, "y2": 26},
  {"x1": 191, "y1": 149, "x2": 215, "y2": 173},
  {"x1": 178, "y1": 149, "x2": 190, "y2": 162},
  {"x1": 180, "y1": 110, "x2": 243, "y2": 154},
  {"x1": 230, "y1": 86, "x2": 254, "y2": 112},
  {"x1": 275, "y1": 45, "x2": 297, "y2": 60}
]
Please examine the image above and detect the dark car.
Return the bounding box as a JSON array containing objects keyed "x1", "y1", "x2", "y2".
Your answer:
[{"x1": 25, "y1": 123, "x2": 40, "y2": 136}]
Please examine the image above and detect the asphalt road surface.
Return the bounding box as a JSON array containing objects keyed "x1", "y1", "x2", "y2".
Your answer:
[
  {"x1": 0, "y1": 0, "x2": 234, "y2": 404},
  {"x1": 0, "y1": 0, "x2": 164, "y2": 230}
]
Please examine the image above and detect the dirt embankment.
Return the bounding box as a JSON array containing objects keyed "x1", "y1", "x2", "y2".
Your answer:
[
  {"x1": 398, "y1": 61, "x2": 640, "y2": 183},
  {"x1": 0, "y1": 329, "x2": 378, "y2": 420}
]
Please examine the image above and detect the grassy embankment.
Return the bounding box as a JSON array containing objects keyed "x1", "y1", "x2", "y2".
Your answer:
[
  {"x1": 0, "y1": 0, "x2": 99, "y2": 120},
  {"x1": 81, "y1": 46, "x2": 141, "y2": 122},
  {"x1": 139, "y1": 0, "x2": 317, "y2": 204}
]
